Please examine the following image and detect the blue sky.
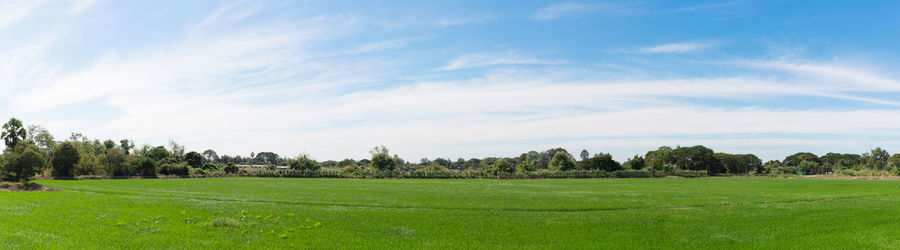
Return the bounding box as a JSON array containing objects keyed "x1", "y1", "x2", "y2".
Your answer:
[{"x1": 1, "y1": 0, "x2": 900, "y2": 161}]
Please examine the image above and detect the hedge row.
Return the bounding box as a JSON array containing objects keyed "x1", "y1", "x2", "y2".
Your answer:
[{"x1": 243, "y1": 169, "x2": 708, "y2": 179}]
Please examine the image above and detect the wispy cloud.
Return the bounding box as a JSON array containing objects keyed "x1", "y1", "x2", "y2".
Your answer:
[
  {"x1": 534, "y1": 2, "x2": 632, "y2": 20},
  {"x1": 0, "y1": 0, "x2": 47, "y2": 31},
  {"x1": 439, "y1": 50, "x2": 567, "y2": 70},
  {"x1": 633, "y1": 41, "x2": 720, "y2": 54},
  {"x1": 68, "y1": 0, "x2": 97, "y2": 14},
  {"x1": 435, "y1": 17, "x2": 490, "y2": 27}
]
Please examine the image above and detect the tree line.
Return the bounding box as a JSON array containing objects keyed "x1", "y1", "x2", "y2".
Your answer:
[{"x1": 1, "y1": 117, "x2": 899, "y2": 182}]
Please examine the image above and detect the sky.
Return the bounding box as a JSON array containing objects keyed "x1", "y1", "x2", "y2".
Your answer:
[{"x1": 1, "y1": 0, "x2": 899, "y2": 162}]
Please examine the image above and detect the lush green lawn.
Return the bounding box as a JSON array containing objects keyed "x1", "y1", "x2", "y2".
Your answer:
[{"x1": 2, "y1": 177, "x2": 900, "y2": 248}]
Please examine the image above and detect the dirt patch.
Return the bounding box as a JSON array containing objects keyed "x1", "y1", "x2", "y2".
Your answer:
[{"x1": 0, "y1": 182, "x2": 59, "y2": 192}]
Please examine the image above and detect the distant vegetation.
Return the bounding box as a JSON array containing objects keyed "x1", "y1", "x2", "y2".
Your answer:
[{"x1": 2, "y1": 117, "x2": 900, "y2": 182}]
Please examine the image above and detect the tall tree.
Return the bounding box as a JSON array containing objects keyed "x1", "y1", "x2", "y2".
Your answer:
[
  {"x1": 202, "y1": 149, "x2": 219, "y2": 163},
  {"x1": 119, "y1": 139, "x2": 135, "y2": 155},
  {"x1": 26, "y1": 125, "x2": 54, "y2": 151},
  {"x1": 579, "y1": 149, "x2": 590, "y2": 161},
  {"x1": 548, "y1": 151, "x2": 576, "y2": 171},
  {"x1": 1, "y1": 118, "x2": 27, "y2": 149},
  {"x1": 369, "y1": 145, "x2": 396, "y2": 171}
]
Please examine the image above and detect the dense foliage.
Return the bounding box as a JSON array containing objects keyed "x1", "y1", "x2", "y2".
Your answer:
[{"x1": 1, "y1": 117, "x2": 899, "y2": 181}]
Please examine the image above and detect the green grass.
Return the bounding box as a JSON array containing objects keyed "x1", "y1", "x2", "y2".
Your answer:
[{"x1": 2, "y1": 178, "x2": 900, "y2": 248}]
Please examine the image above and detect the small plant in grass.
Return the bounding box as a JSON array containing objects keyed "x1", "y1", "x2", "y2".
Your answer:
[{"x1": 210, "y1": 217, "x2": 240, "y2": 228}]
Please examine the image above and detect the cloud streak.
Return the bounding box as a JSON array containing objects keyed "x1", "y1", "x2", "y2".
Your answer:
[{"x1": 439, "y1": 50, "x2": 567, "y2": 70}]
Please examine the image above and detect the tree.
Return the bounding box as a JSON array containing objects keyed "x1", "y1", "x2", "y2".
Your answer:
[
  {"x1": 516, "y1": 159, "x2": 536, "y2": 173},
  {"x1": 51, "y1": 142, "x2": 81, "y2": 177},
  {"x1": 486, "y1": 158, "x2": 515, "y2": 175},
  {"x1": 579, "y1": 149, "x2": 589, "y2": 161},
  {"x1": 147, "y1": 146, "x2": 170, "y2": 163},
  {"x1": 104, "y1": 148, "x2": 129, "y2": 176},
  {"x1": 863, "y1": 147, "x2": 890, "y2": 170},
  {"x1": 26, "y1": 125, "x2": 54, "y2": 151},
  {"x1": 184, "y1": 151, "x2": 203, "y2": 168},
  {"x1": 1, "y1": 118, "x2": 26, "y2": 149},
  {"x1": 548, "y1": 151, "x2": 576, "y2": 171},
  {"x1": 119, "y1": 139, "x2": 135, "y2": 155},
  {"x1": 783, "y1": 152, "x2": 819, "y2": 166},
  {"x1": 762, "y1": 160, "x2": 785, "y2": 174},
  {"x1": 672, "y1": 145, "x2": 723, "y2": 174},
  {"x1": 890, "y1": 154, "x2": 900, "y2": 169},
  {"x1": 135, "y1": 157, "x2": 157, "y2": 176},
  {"x1": 644, "y1": 146, "x2": 674, "y2": 170},
  {"x1": 1, "y1": 144, "x2": 44, "y2": 182},
  {"x1": 254, "y1": 152, "x2": 280, "y2": 165},
  {"x1": 798, "y1": 160, "x2": 821, "y2": 175},
  {"x1": 623, "y1": 155, "x2": 645, "y2": 170},
  {"x1": 369, "y1": 145, "x2": 395, "y2": 171},
  {"x1": 202, "y1": 149, "x2": 219, "y2": 163},
  {"x1": 578, "y1": 153, "x2": 621, "y2": 171},
  {"x1": 224, "y1": 163, "x2": 239, "y2": 174},
  {"x1": 289, "y1": 154, "x2": 321, "y2": 171},
  {"x1": 169, "y1": 140, "x2": 185, "y2": 160},
  {"x1": 103, "y1": 139, "x2": 116, "y2": 150}
]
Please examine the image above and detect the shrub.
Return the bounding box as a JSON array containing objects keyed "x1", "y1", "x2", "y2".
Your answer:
[
  {"x1": 342, "y1": 164, "x2": 361, "y2": 173},
  {"x1": 422, "y1": 163, "x2": 448, "y2": 171},
  {"x1": 1, "y1": 145, "x2": 44, "y2": 182},
  {"x1": 184, "y1": 151, "x2": 203, "y2": 168},
  {"x1": 201, "y1": 163, "x2": 219, "y2": 171},
  {"x1": 516, "y1": 160, "x2": 536, "y2": 173},
  {"x1": 104, "y1": 148, "x2": 130, "y2": 176},
  {"x1": 51, "y1": 142, "x2": 81, "y2": 177},
  {"x1": 75, "y1": 153, "x2": 104, "y2": 176},
  {"x1": 134, "y1": 157, "x2": 157, "y2": 176},
  {"x1": 369, "y1": 146, "x2": 396, "y2": 171},
  {"x1": 289, "y1": 154, "x2": 320, "y2": 171},
  {"x1": 158, "y1": 163, "x2": 190, "y2": 176},
  {"x1": 224, "y1": 163, "x2": 239, "y2": 174},
  {"x1": 485, "y1": 159, "x2": 515, "y2": 175},
  {"x1": 578, "y1": 153, "x2": 622, "y2": 171}
]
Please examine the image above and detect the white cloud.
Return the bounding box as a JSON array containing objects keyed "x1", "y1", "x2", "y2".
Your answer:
[
  {"x1": 534, "y1": 2, "x2": 634, "y2": 20},
  {"x1": 435, "y1": 17, "x2": 489, "y2": 27},
  {"x1": 439, "y1": 50, "x2": 567, "y2": 70},
  {"x1": 0, "y1": 0, "x2": 46, "y2": 31},
  {"x1": 68, "y1": 0, "x2": 97, "y2": 14},
  {"x1": 635, "y1": 41, "x2": 719, "y2": 54},
  {"x1": 3, "y1": 1, "x2": 900, "y2": 162}
]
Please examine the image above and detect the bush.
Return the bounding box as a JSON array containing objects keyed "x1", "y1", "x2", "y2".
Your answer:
[
  {"x1": 51, "y1": 142, "x2": 81, "y2": 177},
  {"x1": 289, "y1": 154, "x2": 320, "y2": 171},
  {"x1": 224, "y1": 163, "x2": 239, "y2": 174},
  {"x1": 185, "y1": 151, "x2": 203, "y2": 168},
  {"x1": 134, "y1": 157, "x2": 157, "y2": 176},
  {"x1": 369, "y1": 146, "x2": 396, "y2": 171},
  {"x1": 201, "y1": 163, "x2": 219, "y2": 171},
  {"x1": 342, "y1": 164, "x2": 361, "y2": 173},
  {"x1": 1, "y1": 145, "x2": 44, "y2": 182},
  {"x1": 484, "y1": 159, "x2": 515, "y2": 175},
  {"x1": 158, "y1": 163, "x2": 190, "y2": 176},
  {"x1": 516, "y1": 160, "x2": 536, "y2": 173},
  {"x1": 578, "y1": 153, "x2": 622, "y2": 171}
]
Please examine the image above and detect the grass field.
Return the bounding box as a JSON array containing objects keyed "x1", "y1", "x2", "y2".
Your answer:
[{"x1": 2, "y1": 178, "x2": 900, "y2": 248}]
